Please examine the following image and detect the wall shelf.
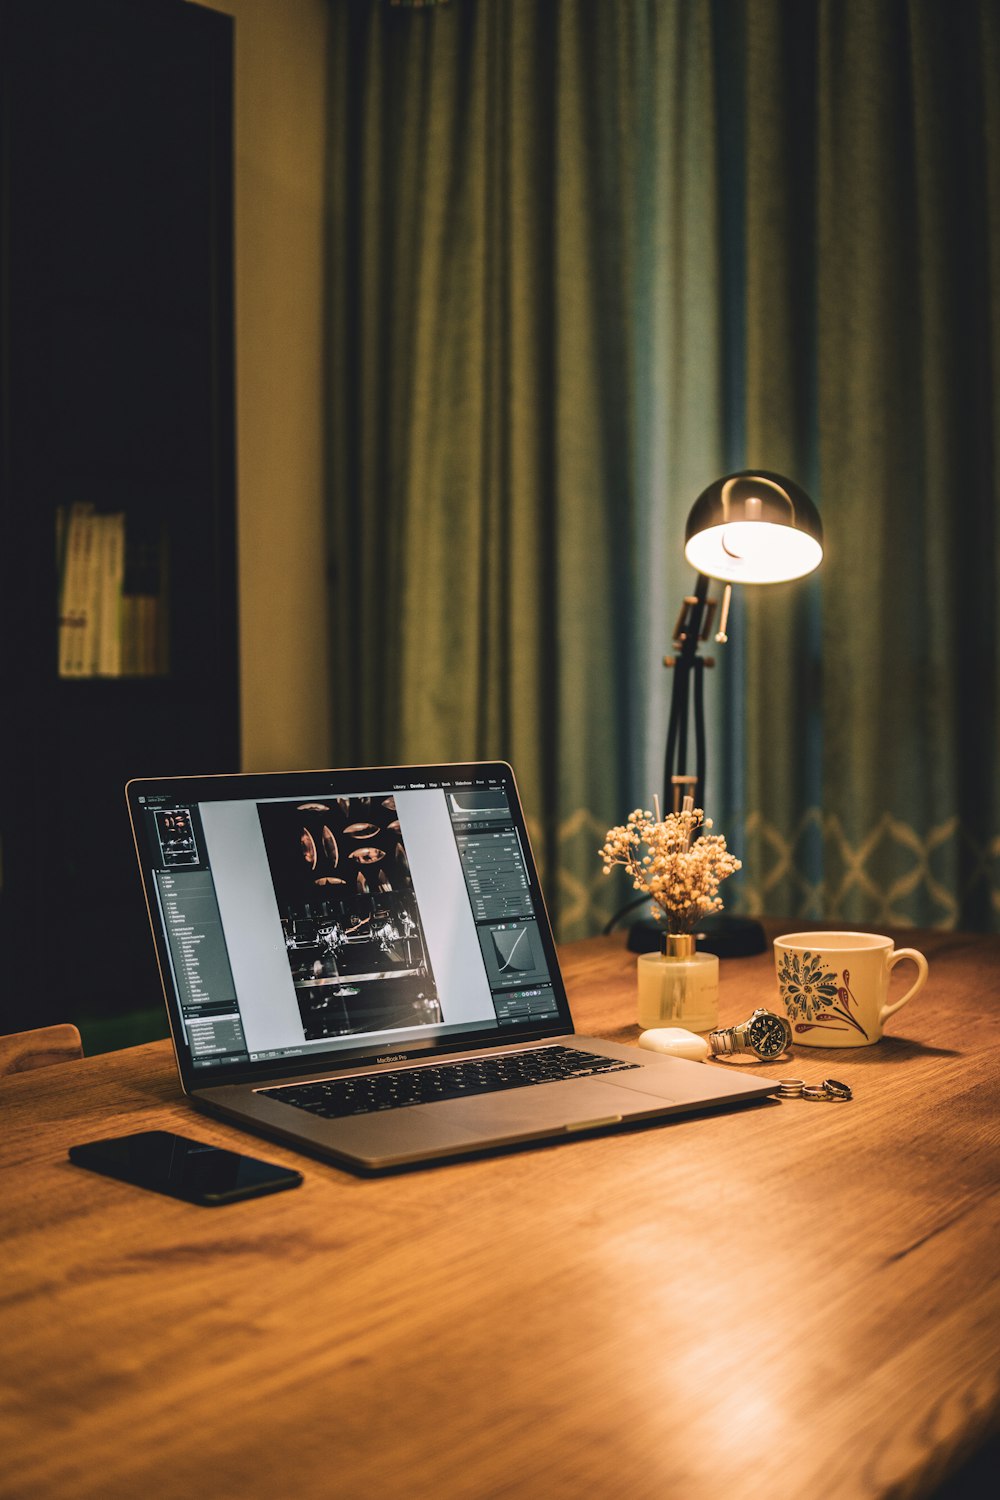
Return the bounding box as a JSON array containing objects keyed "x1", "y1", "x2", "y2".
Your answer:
[{"x1": 0, "y1": 0, "x2": 239, "y2": 1032}]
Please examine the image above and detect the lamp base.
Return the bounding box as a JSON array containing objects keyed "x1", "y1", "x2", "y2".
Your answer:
[{"x1": 625, "y1": 913, "x2": 767, "y2": 960}]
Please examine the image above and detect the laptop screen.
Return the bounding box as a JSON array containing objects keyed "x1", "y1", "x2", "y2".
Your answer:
[{"x1": 127, "y1": 763, "x2": 571, "y2": 1079}]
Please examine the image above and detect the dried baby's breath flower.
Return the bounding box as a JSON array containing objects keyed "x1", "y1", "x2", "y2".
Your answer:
[{"x1": 600, "y1": 805, "x2": 741, "y2": 935}]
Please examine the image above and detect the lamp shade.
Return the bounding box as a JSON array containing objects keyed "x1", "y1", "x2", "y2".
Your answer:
[{"x1": 683, "y1": 470, "x2": 824, "y2": 584}]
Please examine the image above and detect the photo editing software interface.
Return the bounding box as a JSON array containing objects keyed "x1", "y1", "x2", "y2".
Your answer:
[{"x1": 135, "y1": 774, "x2": 563, "y2": 1071}]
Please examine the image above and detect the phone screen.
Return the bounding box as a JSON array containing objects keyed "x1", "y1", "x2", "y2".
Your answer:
[{"x1": 69, "y1": 1131, "x2": 303, "y2": 1205}]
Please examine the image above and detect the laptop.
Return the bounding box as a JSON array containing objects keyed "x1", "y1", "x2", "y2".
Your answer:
[{"x1": 126, "y1": 761, "x2": 777, "y2": 1173}]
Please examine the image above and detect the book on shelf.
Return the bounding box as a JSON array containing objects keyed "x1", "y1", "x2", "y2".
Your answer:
[
  {"x1": 97, "y1": 512, "x2": 126, "y2": 676},
  {"x1": 56, "y1": 506, "x2": 168, "y2": 678},
  {"x1": 57, "y1": 502, "x2": 91, "y2": 676}
]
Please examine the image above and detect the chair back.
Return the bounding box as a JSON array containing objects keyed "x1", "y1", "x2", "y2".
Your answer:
[{"x1": 0, "y1": 1023, "x2": 84, "y2": 1076}]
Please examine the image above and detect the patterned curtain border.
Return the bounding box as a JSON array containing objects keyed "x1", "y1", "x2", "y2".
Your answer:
[
  {"x1": 740, "y1": 811, "x2": 1000, "y2": 930},
  {"x1": 538, "y1": 806, "x2": 1000, "y2": 940}
]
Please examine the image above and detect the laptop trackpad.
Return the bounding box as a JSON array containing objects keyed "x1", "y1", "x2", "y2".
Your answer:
[{"x1": 436, "y1": 1076, "x2": 672, "y2": 1135}]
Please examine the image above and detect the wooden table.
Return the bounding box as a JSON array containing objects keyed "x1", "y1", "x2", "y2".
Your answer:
[{"x1": 3, "y1": 924, "x2": 998, "y2": 1500}]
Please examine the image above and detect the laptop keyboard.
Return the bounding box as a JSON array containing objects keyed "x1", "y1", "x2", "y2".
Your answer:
[{"x1": 258, "y1": 1045, "x2": 639, "y2": 1120}]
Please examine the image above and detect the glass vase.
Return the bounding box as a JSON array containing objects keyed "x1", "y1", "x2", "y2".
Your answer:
[{"x1": 637, "y1": 933, "x2": 719, "y2": 1033}]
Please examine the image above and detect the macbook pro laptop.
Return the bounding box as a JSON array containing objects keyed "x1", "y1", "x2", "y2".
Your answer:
[{"x1": 127, "y1": 761, "x2": 777, "y2": 1173}]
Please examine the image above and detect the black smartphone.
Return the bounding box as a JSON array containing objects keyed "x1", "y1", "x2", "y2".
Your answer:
[{"x1": 69, "y1": 1130, "x2": 303, "y2": 1206}]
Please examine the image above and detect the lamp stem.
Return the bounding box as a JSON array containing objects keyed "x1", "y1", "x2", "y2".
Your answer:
[
  {"x1": 694, "y1": 655, "x2": 707, "y2": 805},
  {"x1": 662, "y1": 571, "x2": 713, "y2": 813}
]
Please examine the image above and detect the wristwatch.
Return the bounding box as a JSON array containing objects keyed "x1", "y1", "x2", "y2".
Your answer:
[{"x1": 709, "y1": 1009, "x2": 792, "y2": 1061}]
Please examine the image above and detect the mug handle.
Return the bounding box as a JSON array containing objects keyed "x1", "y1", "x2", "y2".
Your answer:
[{"x1": 880, "y1": 948, "x2": 929, "y2": 1025}]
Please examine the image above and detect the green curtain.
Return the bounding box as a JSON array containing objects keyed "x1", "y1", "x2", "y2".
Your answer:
[
  {"x1": 735, "y1": 0, "x2": 1000, "y2": 930},
  {"x1": 326, "y1": 0, "x2": 1000, "y2": 938}
]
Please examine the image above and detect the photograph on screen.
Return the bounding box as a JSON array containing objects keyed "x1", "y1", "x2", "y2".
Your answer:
[
  {"x1": 256, "y1": 795, "x2": 442, "y2": 1041},
  {"x1": 154, "y1": 807, "x2": 200, "y2": 868}
]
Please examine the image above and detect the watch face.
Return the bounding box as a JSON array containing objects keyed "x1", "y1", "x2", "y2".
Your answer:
[{"x1": 747, "y1": 1012, "x2": 789, "y2": 1058}]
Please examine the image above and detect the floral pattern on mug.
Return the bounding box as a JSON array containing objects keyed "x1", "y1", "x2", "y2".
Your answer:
[{"x1": 777, "y1": 951, "x2": 870, "y2": 1039}]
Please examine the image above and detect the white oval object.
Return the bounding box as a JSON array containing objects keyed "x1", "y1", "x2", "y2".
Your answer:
[{"x1": 637, "y1": 1027, "x2": 710, "y2": 1062}]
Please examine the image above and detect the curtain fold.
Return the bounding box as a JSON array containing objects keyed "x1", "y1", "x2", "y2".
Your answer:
[
  {"x1": 326, "y1": 0, "x2": 726, "y2": 937},
  {"x1": 326, "y1": 0, "x2": 999, "y2": 938}
]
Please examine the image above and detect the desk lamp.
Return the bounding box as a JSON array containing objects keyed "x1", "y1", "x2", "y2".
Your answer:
[{"x1": 625, "y1": 470, "x2": 824, "y2": 957}]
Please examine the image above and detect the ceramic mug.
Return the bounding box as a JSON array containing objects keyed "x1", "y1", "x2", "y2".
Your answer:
[{"x1": 773, "y1": 931, "x2": 929, "y2": 1047}]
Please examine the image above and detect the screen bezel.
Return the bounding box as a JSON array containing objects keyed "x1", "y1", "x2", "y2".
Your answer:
[{"x1": 126, "y1": 761, "x2": 574, "y2": 1091}]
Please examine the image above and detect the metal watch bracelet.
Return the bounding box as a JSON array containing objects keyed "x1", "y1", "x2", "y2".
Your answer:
[{"x1": 708, "y1": 1026, "x2": 742, "y2": 1055}]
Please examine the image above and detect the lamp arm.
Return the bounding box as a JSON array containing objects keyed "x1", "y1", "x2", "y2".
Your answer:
[
  {"x1": 662, "y1": 572, "x2": 715, "y2": 812},
  {"x1": 693, "y1": 654, "x2": 707, "y2": 803}
]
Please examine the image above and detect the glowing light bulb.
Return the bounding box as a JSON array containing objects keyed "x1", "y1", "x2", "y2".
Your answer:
[{"x1": 685, "y1": 521, "x2": 822, "y2": 583}]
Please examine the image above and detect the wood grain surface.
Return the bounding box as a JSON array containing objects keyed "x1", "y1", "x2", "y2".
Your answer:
[{"x1": 2, "y1": 924, "x2": 998, "y2": 1500}]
